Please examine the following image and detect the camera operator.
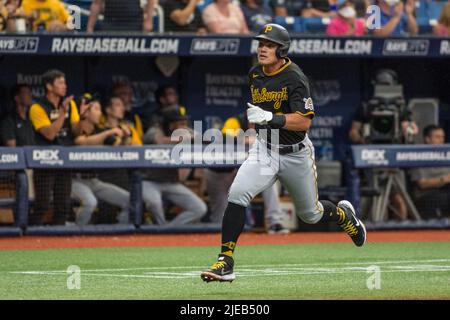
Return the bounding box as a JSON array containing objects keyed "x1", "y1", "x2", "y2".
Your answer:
[
  {"x1": 349, "y1": 69, "x2": 418, "y2": 145},
  {"x1": 348, "y1": 69, "x2": 418, "y2": 221}
]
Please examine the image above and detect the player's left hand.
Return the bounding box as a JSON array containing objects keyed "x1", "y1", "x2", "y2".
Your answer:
[{"x1": 247, "y1": 103, "x2": 273, "y2": 125}]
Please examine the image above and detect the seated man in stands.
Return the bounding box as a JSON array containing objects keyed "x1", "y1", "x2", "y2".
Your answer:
[
  {"x1": 241, "y1": 0, "x2": 274, "y2": 33},
  {"x1": 369, "y1": 0, "x2": 417, "y2": 36},
  {"x1": 71, "y1": 93, "x2": 131, "y2": 225},
  {"x1": 87, "y1": 0, "x2": 155, "y2": 32},
  {"x1": 1, "y1": 84, "x2": 35, "y2": 147},
  {"x1": 141, "y1": 106, "x2": 207, "y2": 226},
  {"x1": 21, "y1": 0, "x2": 72, "y2": 32},
  {"x1": 410, "y1": 125, "x2": 450, "y2": 219},
  {"x1": 163, "y1": 0, "x2": 207, "y2": 34}
]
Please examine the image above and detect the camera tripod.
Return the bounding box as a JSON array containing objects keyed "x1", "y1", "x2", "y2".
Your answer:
[{"x1": 371, "y1": 168, "x2": 422, "y2": 222}]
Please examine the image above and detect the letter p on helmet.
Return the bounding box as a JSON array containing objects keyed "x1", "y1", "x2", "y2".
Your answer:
[{"x1": 264, "y1": 25, "x2": 273, "y2": 33}]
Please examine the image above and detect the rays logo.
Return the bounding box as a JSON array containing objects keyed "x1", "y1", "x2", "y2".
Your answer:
[
  {"x1": 303, "y1": 97, "x2": 314, "y2": 111},
  {"x1": 0, "y1": 37, "x2": 39, "y2": 53},
  {"x1": 190, "y1": 39, "x2": 240, "y2": 55},
  {"x1": 383, "y1": 40, "x2": 429, "y2": 56}
]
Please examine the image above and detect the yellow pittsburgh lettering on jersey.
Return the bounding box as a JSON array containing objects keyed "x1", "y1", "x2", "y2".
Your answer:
[{"x1": 250, "y1": 85, "x2": 288, "y2": 110}]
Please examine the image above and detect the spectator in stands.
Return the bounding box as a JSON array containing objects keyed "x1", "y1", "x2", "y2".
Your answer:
[
  {"x1": 71, "y1": 94, "x2": 131, "y2": 225},
  {"x1": 87, "y1": 0, "x2": 155, "y2": 33},
  {"x1": 4, "y1": 0, "x2": 30, "y2": 32},
  {"x1": 141, "y1": 106, "x2": 207, "y2": 225},
  {"x1": 6, "y1": 0, "x2": 22, "y2": 14},
  {"x1": 271, "y1": 0, "x2": 335, "y2": 18},
  {"x1": 241, "y1": 0, "x2": 274, "y2": 33},
  {"x1": 112, "y1": 82, "x2": 144, "y2": 138},
  {"x1": 370, "y1": 0, "x2": 418, "y2": 36},
  {"x1": 0, "y1": 1, "x2": 8, "y2": 31},
  {"x1": 410, "y1": 125, "x2": 450, "y2": 219},
  {"x1": 21, "y1": 0, "x2": 72, "y2": 32},
  {"x1": 326, "y1": 0, "x2": 366, "y2": 36},
  {"x1": 1, "y1": 84, "x2": 35, "y2": 147},
  {"x1": 202, "y1": 0, "x2": 250, "y2": 34},
  {"x1": 433, "y1": 2, "x2": 450, "y2": 36},
  {"x1": 28, "y1": 69, "x2": 82, "y2": 225},
  {"x1": 164, "y1": 0, "x2": 207, "y2": 34}
]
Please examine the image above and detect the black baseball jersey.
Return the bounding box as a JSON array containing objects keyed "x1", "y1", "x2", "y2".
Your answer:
[
  {"x1": 249, "y1": 58, "x2": 315, "y2": 145},
  {"x1": 0, "y1": 111, "x2": 36, "y2": 146}
]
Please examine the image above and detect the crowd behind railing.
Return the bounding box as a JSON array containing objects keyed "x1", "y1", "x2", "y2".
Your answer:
[{"x1": 1, "y1": 0, "x2": 450, "y2": 36}]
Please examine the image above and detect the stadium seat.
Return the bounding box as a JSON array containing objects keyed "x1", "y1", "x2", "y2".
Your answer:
[
  {"x1": 197, "y1": 0, "x2": 213, "y2": 12},
  {"x1": 415, "y1": 0, "x2": 429, "y2": 19},
  {"x1": 408, "y1": 98, "x2": 439, "y2": 144},
  {"x1": 274, "y1": 16, "x2": 298, "y2": 33},
  {"x1": 416, "y1": 16, "x2": 432, "y2": 34},
  {"x1": 428, "y1": 1, "x2": 446, "y2": 21},
  {"x1": 303, "y1": 17, "x2": 330, "y2": 34},
  {"x1": 316, "y1": 160, "x2": 342, "y2": 189}
]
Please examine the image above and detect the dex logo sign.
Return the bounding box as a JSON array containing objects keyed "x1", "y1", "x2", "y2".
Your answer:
[
  {"x1": 145, "y1": 149, "x2": 173, "y2": 165},
  {"x1": 361, "y1": 149, "x2": 389, "y2": 166},
  {"x1": 33, "y1": 149, "x2": 64, "y2": 166}
]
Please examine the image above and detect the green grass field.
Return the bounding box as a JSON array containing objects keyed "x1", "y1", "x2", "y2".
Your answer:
[{"x1": 1, "y1": 242, "x2": 450, "y2": 299}]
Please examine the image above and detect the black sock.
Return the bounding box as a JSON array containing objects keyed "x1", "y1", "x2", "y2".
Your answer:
[
  {"x1": 220, "y1": 202, "x2": 246, "y2": 259},
  {"x1": 320, "y1": 200, "x2": 346, "y2": 224}
]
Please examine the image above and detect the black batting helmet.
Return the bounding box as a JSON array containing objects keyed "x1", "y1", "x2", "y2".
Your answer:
[{"x1": 254, "y1": 23, "x2": 291, "y2": 58}]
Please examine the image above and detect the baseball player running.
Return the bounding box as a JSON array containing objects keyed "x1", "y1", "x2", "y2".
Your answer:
[{"x1": 200, "y1": 23, "x2": 366, "y2": 283}]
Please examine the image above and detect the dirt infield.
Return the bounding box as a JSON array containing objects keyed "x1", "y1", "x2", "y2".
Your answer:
[{"x1": 0, "y1": 230, "x2": 450, "y2": 250}]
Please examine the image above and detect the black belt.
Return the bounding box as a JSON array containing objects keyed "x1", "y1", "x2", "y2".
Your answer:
[{"x1": 265, "y1": 141, "x2": 305, "y2": 155}]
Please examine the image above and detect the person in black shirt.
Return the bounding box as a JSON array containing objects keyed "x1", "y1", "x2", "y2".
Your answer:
[
  {"x1": 1, "y1": 84, "x2": 35, "y2": 147},
  {"x1": 87, "y1": 0, "x2": 155, "y2": 32},
  {"x1": 164, "y1": 0, "x2": 207, "y2": 34},
  {"x1": 200, "y1": 24, "x2": 366, "y2": 283}
]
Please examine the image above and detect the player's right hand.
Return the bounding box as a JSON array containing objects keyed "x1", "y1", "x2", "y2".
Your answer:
[{"x1": 247, "y1": 103, "x2": 273, "y2": 125}]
